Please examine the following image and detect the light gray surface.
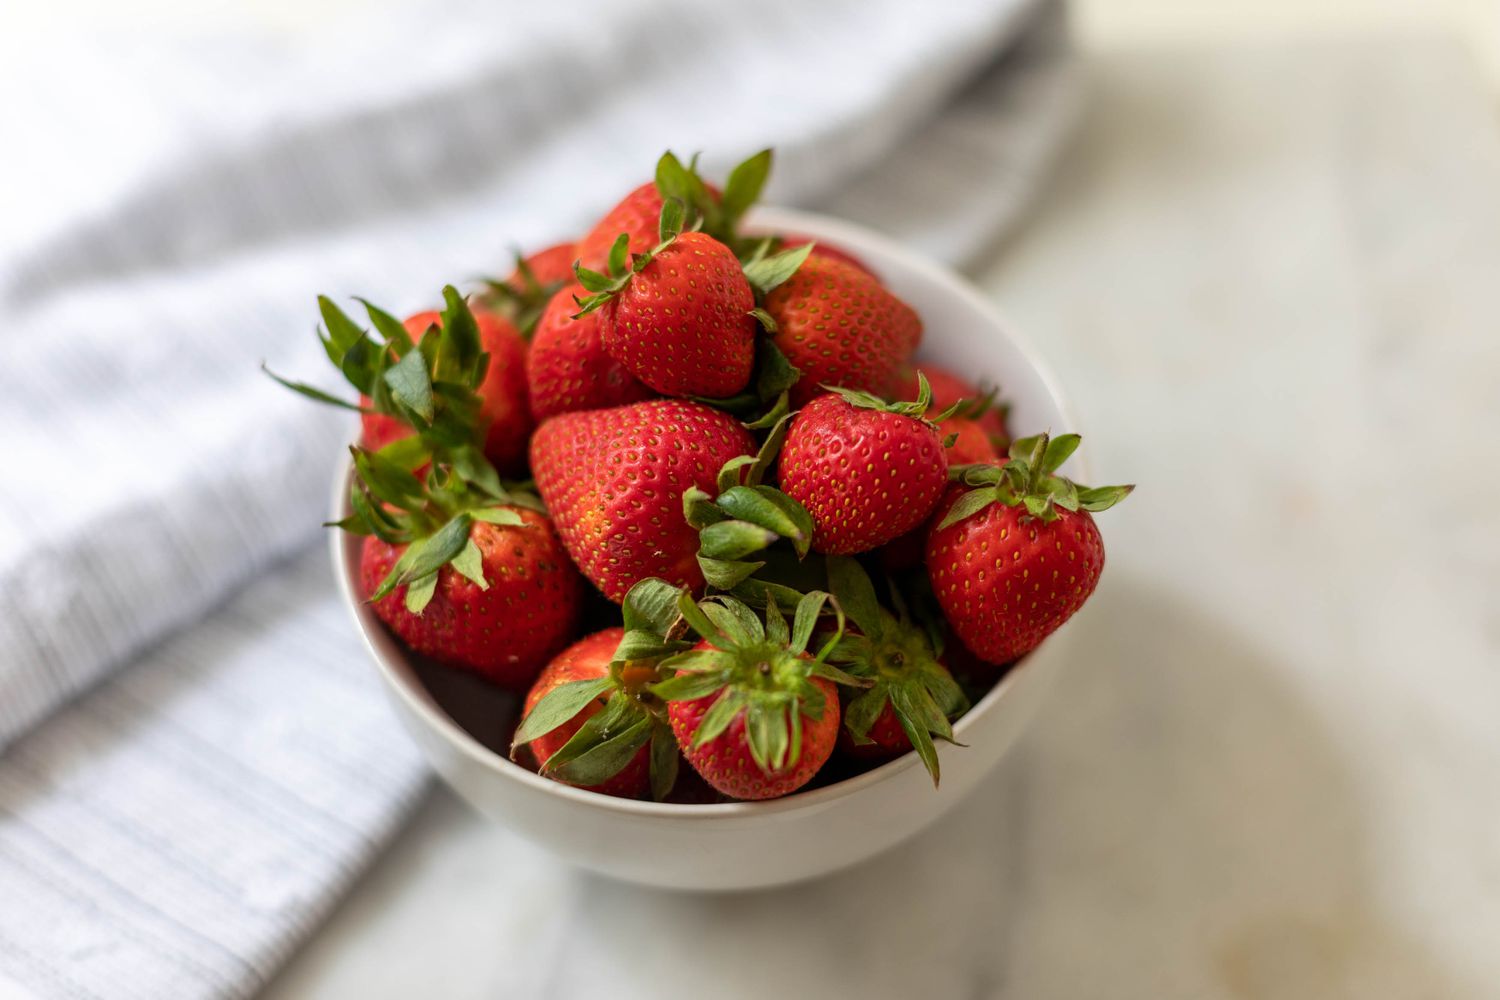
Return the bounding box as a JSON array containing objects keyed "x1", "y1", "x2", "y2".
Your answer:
[{"x1": 264, "y1": 39, "x2": 1500, "y2": 999}]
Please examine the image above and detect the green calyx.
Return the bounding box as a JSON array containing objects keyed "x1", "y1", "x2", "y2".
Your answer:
[
  {"x1": 572, "y1": 197, "x2": 690, "y2": 316},
  {"x1": 652, "y1": 590, "x2": 865, "y2": 774},
  {"x1": 825, "y1": 372, "x2": 956, "y2": 429},
  {"x1": 269, "y1": 285, "x2": 533, "y2": 614},
  {"x1": 477, "y1": 252, "x2": 566, "y2": 337},
  {"x1": 684, "y1": 419, "x2": 815, "y2": 597},
  {"x1": 512, "y1": 578, "x2": 694, "y2": 800},
  {"x1": 348, "y1": 447, "x2": 542, "y2": 613},
  {"x1": 938, "y1": 432, "x2": 1135, "y2": 530},
  {"x1": 267, "y1": 285, "x2": 494, "y2": 458},
  {"x1": 824, "y1": 557, "x2": 967, "y2": 786},
  {"x1": 657, "y1": 147, "x2": 771, "y2": 253}
]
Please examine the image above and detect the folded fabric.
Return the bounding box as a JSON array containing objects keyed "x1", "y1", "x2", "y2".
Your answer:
[{"x1": 0, "y1": 0, "x2": 1078, "y2": 995}]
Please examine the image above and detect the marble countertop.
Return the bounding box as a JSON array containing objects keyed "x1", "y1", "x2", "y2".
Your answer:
[{"x1": 263, "y1": 39, "x2": 1500, "y2": 1000}]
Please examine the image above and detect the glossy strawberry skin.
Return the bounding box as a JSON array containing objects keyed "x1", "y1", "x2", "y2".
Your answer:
[
  {"x1": 778, "y1": 235, "x2": 876, "y2": 277},
  {"x1": 777, "y1": 394, "x2": 949, "y2": 555},
  {"x1": 507, "y1": 242, "x2": 576, "y2": 291},
  {"x1": 529, "y1": 399, "x2": 757, "y2": 602},
  {"x1": 522, "y1": 627, "x2": 649, "y2": 798},
  {"x1": 575, "y1": 184, "x2": 666, "y2": 273},
  {"x1": 600, "y1": 232, "x2": 756, "y2": 398},
  {"x1": 941, "y1": 417, "x2": 1001, "y2": 466},
  {"x1": 669, "y1": 673, "x2": 839, "y2": 800},
  {"x1": 527, "y1": 283, "x2": 655, "y2": 420},
  {"x1": 357, "y1": 309, "x2": 533, "y2": 476},
  {"x1": 896, "y1": 364, "x2": 1008, "y2": 446},
  {"x1": 763, "y1": 255, "x2": 921, "y2": 407},
  {"x1": 925, "y1": 485, "x2": 1106, "y2": 663},
  {"x1": 360, "y1": 508, "x2": 585, "y2": 689},
  {"x1": 836, "y1": 698, "x2": 910, "y2": 760}
]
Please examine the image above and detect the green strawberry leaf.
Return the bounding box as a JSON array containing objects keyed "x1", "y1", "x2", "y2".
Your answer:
[
  {"x1": 261, "y1": 366, "x2": 367, "y2": 411},
  {"x1": 825, "y1": 556, "x2": 884, "y2": 642},
  {"x1": 449, "y1": 538, "x2": 488, "y2": 589},
  {"x1": 383, "y1": 347, "x2": 435, "y2": 424},
  {"x1": 742, "y1": 242, "x2": 812, "y2": 296},
  {"x1": 719, "y1": 148, "x2": 772, "y2": 228},
  {"x1": 512, "y1": 676, "x2": 614, "y2": 748},
  {"x1": 548, "y1": 714, "x2": 653, "y2": 787},
  {"x1": 649, "y1": 722, "x2": 680, "y2": 802},
  {"x1": 403, "y1": 570, "x2": 439, "y2": 614}
]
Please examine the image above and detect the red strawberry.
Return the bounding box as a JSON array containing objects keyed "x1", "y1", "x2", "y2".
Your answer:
[
  {"x1": 582, "y1": 226, "x2": 756, "y2": 399},
  {"x1": 895, "y1": 364, "x2": 1009, "y2": 448},
  {"x1": 943, "y1": 416, "x2": 1001, "y2": 466},
  {"x1": 529, "y1": 399, "x2": 756, "y2": 601},
  {"x1": 823, "y1": 556, "x2": 967, "y2": 784},
  {"x1": 361, "y1": 504, "x2": 584, "y2": 689},
  {"x1": 506, "y1": 242, "x2": 576, "y2": 291},
  {"x1": 763, "y1": 255, "x2": 921, "y2": 407},
  {"x1": 574, "y1": 183, "x2": 672, "y2": 274},
  {"x1": 777, "y1": 381, "x2": 949, "y2": 555},
  {"x1": 654, "y1": 594, "x2": 855, "y2": 800},
  {"x1": 573, "y1": 145, "x2": 744, "y2": 273},
  {"x1": 526, "y1": 282, "x2": 655, "y2": 419},
  {"x1": 519, "y1": 628, "x2": 650, "y2": 798},
  {"x1": 357, "y1": 308, "x2": 532, "y2": 476},
  {"x1": 926, "y1": 433, "x2": 1132, "y2": 663},
  {"x1": 778, "y1": 235, "x2": 876, "y2": 277}
]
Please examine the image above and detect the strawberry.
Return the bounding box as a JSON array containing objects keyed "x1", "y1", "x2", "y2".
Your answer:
[
  {"x1": 529, "y1": 399, "x2": 757, "y2": 601},
  {"x1": 942, "y1": 416, "x2": 1001, "y2": 466},
  {"x1": 777, "y1": 235, "x2": 876, "y2": 277},
  {"x1": 361, "y1": 503, "x2": 582, "y2": 689},
  {"x1": 515, "y1": 628, "x2": 651, "y2": 798},
  {"x1": 926, "y1": 433, "x2": 1132, "y2": 663},
  {"x1": 401, "y1": 308, "x2": 532, "y2": 476},
  {"x1": 574, "y1": 148, "x2": 771, "y2": 271},
  {"x1": 513, "y1": 578, "x2": 700, "y2": 800},
  {"x1": 576, "y1": 204, "x2": 756, "y2": 398},
  {"x1": 507, "y1": 242, "x2": 576, "y2": 291},
  {"x1": 776, "y1": 378, "x2": 951, "y2": 555},
  {"x1": 575, "y1": 183, "x2": 677, "y2": 274},
  {"x1": 526, "y1": 281, "x2": 655, "y2": 419},
  {"x1": 762, "y1": 254, "x2": 921, "y2": 407},
  {"x1": 895, "y1": 363, "x2": 1009, "y2": 452},
  {"x1": 653, "y1": 592, "x2": 860, "y2": 800},
  {"x1": 822, "y1": 557, "x2": 967, "y2": 784}
]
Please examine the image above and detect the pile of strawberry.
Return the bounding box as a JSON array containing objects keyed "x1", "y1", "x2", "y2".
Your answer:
[{"x1": 271, "y1": 150, "x2": 1131, "y2": 802}]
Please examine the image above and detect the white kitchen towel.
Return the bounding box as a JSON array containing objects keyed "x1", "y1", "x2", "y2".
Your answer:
[{"x1": 0, "y1": 0, "x2": 1078, "y2": 996}]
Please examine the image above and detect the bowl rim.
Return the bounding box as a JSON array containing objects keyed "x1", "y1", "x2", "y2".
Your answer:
[{"x1": 331, "y1": 205, "x2": 1085, "y2": 820}]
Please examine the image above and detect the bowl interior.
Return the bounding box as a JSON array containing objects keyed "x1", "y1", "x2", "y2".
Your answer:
[{"x1": 333, "y1": 205, "x2": 1083, "y2": 817}]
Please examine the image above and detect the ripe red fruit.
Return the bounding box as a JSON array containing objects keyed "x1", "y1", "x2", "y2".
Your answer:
[
  {"x1": 925, "y1": 433, "x2": 1132, "y2": 663},
  {"x1": 358, "y1": 308, "x2": 533, "y2": 476},
  {"x1": 506, "y1": 242, "x2": 576, "y2": 291},
  {"x1": 529, "y1": 399, "x2": 757, "y2": 601},
  {"x1": 777, "y1": 235, "x2": 876, "y2": 277},
  {"x1": 762, "y1": 255, "x2": 921, "y2": 407},
  {"x1": 777, "y1": 387, "x2": 949, "y2": 555},
  {"x1": 360, "y1": 506, "x2": 584, "y2": 689},
  {"x1": 654, "y1": 592, "x2": 854, "y2": 800},
  {"x1": 574, "y1": 183, "x2": 671, "y2": 274},
  {"x1": 669, "y1": 672, "x2": 839, "y2": 800},
  {"x1": 942, "y1": 416, "x2": 1001, "y2": 466},
  {"x1": 895, "y1": 364, "x2": 1009, "y2": 448},
  {"x1": 527, "y1": 282, "x2": 655, "y2": 420},
  {"x1": 520, "y1": 628, "x2": 650, "y2": 798},
  {"x1": 597, "y1": 231, "x2": 756, "y2": 398}
]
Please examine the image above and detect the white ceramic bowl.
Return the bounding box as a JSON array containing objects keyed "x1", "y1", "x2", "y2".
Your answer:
[{"x1": 331, "y1": 207, "x2": 1087, "y2": 891}]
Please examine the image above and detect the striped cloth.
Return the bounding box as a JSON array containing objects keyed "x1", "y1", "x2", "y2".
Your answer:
[{"x1": 0, "y1": 1, "x2": 1077, "y2": 996}]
